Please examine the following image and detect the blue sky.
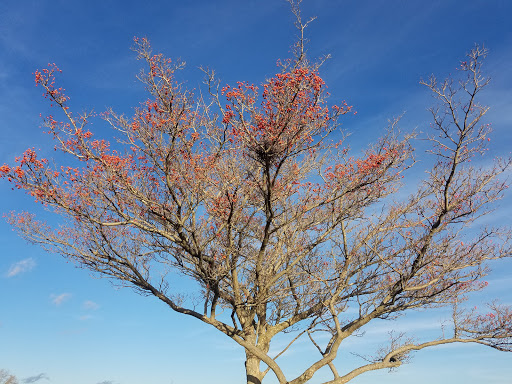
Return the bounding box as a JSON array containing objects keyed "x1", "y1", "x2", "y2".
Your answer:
[{"x1": 1, "y1": 1, "x2": 511, "y2": 383}]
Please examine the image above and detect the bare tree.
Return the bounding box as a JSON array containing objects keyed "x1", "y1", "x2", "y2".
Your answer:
[
  {"x1": 0, "y1": 370, "x2": 19, "y2": 384},
  {"x1": 1, "y1": 3, "x2": 510, "y2": 384}
]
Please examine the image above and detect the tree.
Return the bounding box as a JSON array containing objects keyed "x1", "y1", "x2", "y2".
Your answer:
[
  {"x1": 0, "y1": 370, "x2": 19, "y2": 384},
  {"x1": 1, "y1": 3, "x2": 511, "y2": 384}
]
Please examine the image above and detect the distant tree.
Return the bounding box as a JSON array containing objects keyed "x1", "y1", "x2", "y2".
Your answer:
[
  {"x1": 0, "y1": 370, "x2": 18, "y2": 384},
  {"x1": 1, "y1": 2, "x2": 510, "y2": 384}
]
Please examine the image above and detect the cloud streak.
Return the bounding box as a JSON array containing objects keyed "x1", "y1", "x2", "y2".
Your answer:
[
  {"x1": 7, "y1": 258, "x2": 36, "y2": 277},
  {"x1": 83, "y1": 300, "x2": 100, "y2": 310},
  {"x1": 50, "y1": 293, "x2": 72, "y2": 306},
  {"x1": 22, "y1": 373, "x2": 49, "y2": 383}
]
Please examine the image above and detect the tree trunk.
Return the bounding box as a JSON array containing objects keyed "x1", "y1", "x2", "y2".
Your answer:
[{"x1": 245, "y1": 352, "x2": 263, "y2": 384}]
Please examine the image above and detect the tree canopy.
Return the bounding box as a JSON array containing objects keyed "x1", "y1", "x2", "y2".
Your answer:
[{"x1": 1, "y1": 4, "x2": 511, "y2": 384}]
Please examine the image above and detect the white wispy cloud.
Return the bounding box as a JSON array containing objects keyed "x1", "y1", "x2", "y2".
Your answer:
[
  {"x1": 82, "y1": 300, "x2": 100, "y2": 310},
  {"x1": 50, "y1": 293, "x2": 72, "y2": 306},
  {"x1": 7, "y1": 258, "x2": 36, "y2": 277}
]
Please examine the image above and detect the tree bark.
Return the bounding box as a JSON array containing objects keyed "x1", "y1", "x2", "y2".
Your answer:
[{"x1": 245, "y1": 352, "x2": 263, "y2": 384}]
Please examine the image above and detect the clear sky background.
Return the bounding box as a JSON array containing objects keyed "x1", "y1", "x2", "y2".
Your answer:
[{"x1": 1, "y1": 1, "x2": 511, "y2": 384}]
